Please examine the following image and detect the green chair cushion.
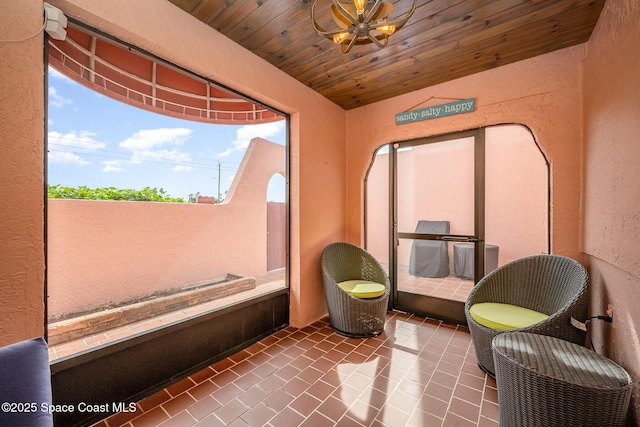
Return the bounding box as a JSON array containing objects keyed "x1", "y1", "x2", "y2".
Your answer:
[
  {"x1": 469, "y1": 302, "x2": 549, "y2": 330},
  {"x1": 338, "y1": 280, "x2": 386, "y2": 299}
]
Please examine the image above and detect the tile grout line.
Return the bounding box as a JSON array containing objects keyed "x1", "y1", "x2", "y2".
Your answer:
[{"x1": 98, "y1": 314, "x2": 497, "y2": 427}]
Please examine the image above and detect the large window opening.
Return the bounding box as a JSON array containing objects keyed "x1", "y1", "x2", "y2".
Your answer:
[{"x1": 46, "y1": 23, "x2": 289, "y2": 361}]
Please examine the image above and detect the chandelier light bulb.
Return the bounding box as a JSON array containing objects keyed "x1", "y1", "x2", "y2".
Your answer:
[
  {"x1": 353, "y1": 0, "x2": 367, "y2": 15},
  {"x1": 377, "y1": 20, "x2": 396, "y2": 36},
  {"x1": 333, "y1": 32, "x2": 350, "y2": 44}
]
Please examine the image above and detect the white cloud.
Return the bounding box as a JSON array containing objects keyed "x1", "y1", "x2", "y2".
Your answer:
[
  {"x1": 218, "y1": 121, "x2": 285, "y2": 157},
  {"x1": 48, "y1": 86, "x2": 73, "y2": 108},
  {"x1": 120, "y1": 128, "x2": 192, "y2": 151},
  {"x1": 48, "y1": 67, "x2": 73, "y2": 83},
  {"x1": 129, "y1": 149, "x2": 192, "y2": 165},
  {"x1": 49, "y1": 130, "x2": 105, "y2": 150},
  {"x1": 48, "y1": 150, "x2": 90, "y2": 166},
  {"x1": 48, "y1": 130, "x2": 106, "y2": 166},
  {"x1": 102, "y1": 160, "x2": 124, "y2": 172},
  {"x1": 119, "y1": 128, "x2": 194, "y2": 170}
]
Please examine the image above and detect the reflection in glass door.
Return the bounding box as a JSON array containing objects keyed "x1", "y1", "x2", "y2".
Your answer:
[
  {"x1": 365, "y1": 146, "x2": 390, "y2": 276},
  {"x1": 393, "y1": 130, "x2": 484, "y2": 324},
  {"x1": 365, "y1": 125, "x2": 549, "y2": 325}
]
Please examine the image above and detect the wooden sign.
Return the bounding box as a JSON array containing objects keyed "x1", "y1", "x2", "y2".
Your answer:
[{"x1": 396, "y1": 98, "x2": 475, "y2": 125}]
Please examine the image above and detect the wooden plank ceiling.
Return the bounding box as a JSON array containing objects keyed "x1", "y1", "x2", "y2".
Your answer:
[{"x1": 167, "y1": 0, "x2": 606, "y2": 110}]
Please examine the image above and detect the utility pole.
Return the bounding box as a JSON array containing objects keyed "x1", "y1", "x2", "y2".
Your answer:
[{"x1": 217, "y1": 161, "x2": 221, "y2": 202}]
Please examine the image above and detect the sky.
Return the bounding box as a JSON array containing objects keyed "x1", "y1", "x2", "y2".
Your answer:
[{"x1": 47, "y1": 66, "x2": 287, "y2": 202}]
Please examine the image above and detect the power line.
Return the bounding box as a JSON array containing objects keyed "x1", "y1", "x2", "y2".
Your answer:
[
  {"x1": 48, "y1": 138, "x2": 244, "y2": 170},
  {"x1": 48, "y1": 134, "x2": 245, "y2": 166},
  {"x1": 48, "y1": 148, "x2": 241, "y2": 172}
]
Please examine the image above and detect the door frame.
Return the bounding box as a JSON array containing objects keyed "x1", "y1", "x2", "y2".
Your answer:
[{"x1": 388, "y1": 128, "x2": 486, "y2": 325}]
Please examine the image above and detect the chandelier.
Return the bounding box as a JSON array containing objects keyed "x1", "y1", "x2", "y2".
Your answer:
[{"x1": 311, "y1": 0, "x2": 417, "y2": 53}]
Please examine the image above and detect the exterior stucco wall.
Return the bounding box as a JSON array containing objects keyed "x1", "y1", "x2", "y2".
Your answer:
[
  {"x1": 582, "y1": 0, "x2": 640, "y2": 423},
  {"x1": 0, "y1": 1, "x2": 47, "y2": 346}
]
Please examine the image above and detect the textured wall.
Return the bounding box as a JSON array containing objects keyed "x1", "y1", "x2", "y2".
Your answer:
[
  {"x1": 583, "y1": 0, "x2": 640, "y2": 276},
  {"x1": 0, "y1": 0, "x2": 47, "y2": 346},
  {"x1": 582, "y1": 0, "x2": 640, "y2": 423}
]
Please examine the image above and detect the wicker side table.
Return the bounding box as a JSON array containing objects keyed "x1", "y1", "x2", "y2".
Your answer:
[{"x1": 492, "y1": 332, "x2": 632, "y2": 427}]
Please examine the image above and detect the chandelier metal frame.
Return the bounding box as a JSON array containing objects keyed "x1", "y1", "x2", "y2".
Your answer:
[{"x1": 311, "y1": 0, "x2": 417, "y2": 53}]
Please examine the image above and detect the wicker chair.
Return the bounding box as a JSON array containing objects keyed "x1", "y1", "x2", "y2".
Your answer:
[
  {"x1": 321, "y1": 242, "x2": 390, "y2": 337},
  {"x1": 464, "y1": 254, "x2": 589, "y2": 376}
]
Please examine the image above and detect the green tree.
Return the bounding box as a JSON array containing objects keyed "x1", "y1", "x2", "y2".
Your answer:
[
  {"x1": 188, "y1": 192, "x2": 201, "y2": 204},
  {"x1": 48, "y1": 185, "x2": 189, "y2": 203}
]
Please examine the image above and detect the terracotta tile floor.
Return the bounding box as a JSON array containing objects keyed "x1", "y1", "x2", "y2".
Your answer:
[{"x1": 92, "y1": 311, "x2": 499, "y2": 427}]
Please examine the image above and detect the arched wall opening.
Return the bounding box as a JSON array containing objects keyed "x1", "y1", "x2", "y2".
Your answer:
[{"x1": 364, "y1": 124, "x2": 548, "y2": 309}]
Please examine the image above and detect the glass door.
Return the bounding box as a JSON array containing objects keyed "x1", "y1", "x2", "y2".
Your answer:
[
  {"x1": 392, "y1": 129, "x2": 485, "y2": 324},
  {"x1": 366, "y1": 126, "x2": 550, "y2": 325}
]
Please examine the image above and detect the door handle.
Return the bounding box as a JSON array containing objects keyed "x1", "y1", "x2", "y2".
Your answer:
[{"x1": 442, "y1": 236, "x2": 482, "y2": 243}]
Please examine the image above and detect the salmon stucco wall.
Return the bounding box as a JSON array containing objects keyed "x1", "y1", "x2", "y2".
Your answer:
[
  {"x1": 582, "y1": 0, "x2": 640, "y2": 423},
  {"x1": 0, "y1": 1, "x2": 47, "y2": 346},
  {"x1": 345, "y1": 44, "x2": 585, "y2": 261}
]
